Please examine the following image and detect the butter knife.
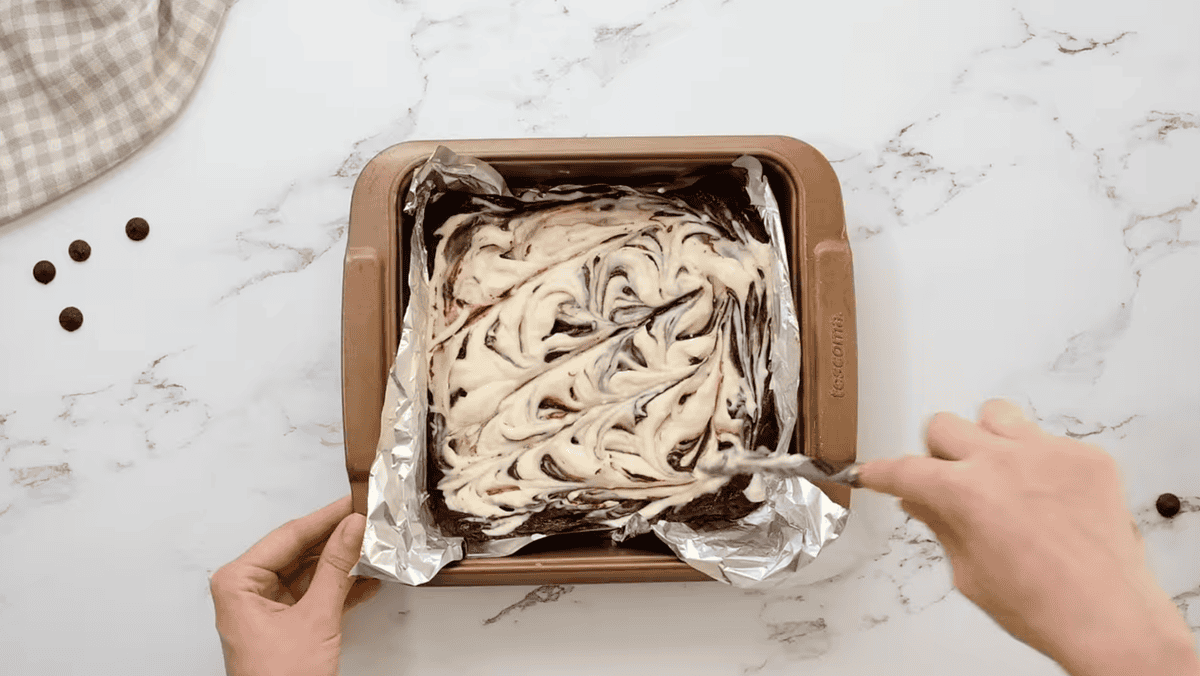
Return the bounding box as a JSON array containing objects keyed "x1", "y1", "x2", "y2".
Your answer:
[{"x1": 706, "y1": 455, "x2": 863, "y2": 487}]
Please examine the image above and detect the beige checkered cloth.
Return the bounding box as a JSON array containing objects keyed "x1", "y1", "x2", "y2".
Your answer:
[{"x1": 0, "y1": 0, "x2": 232, "y2": 225}]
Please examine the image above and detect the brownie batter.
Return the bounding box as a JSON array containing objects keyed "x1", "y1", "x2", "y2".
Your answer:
[{"x1": 427, "y1": 177, "x2": 781, "y2": 539}]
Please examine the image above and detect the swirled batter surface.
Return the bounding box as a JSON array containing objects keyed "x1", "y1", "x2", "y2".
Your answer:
[{"x1": 428, "y1": 180, "x2": 780, "y2": 538}]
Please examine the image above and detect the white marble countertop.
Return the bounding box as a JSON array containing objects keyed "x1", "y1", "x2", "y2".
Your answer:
[{"x1": 2, "y1": 0, "x2": 1198, "y2": 673}]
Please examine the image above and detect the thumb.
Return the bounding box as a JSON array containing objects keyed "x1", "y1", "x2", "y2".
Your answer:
[{"x1": 298, "y1": 512, "x2": 366, "y2": 624}]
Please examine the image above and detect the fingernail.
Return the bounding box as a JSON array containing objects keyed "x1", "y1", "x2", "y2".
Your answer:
[{"x1": 341, "y1": 513, "x2": 366, "y2": 548}]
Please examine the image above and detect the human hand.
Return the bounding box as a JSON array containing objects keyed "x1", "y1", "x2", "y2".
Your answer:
[
  {"x1": 210, "y1": 496, "x2": 383, "y2": 676},
  {"x1": 858, "y1": 400, "x2": 1199, "y2": 676}
]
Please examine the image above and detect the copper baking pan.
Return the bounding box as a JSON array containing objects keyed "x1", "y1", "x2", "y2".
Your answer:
[{"x1": 342, "y1": 136, "x2": 857, "y2": 586}]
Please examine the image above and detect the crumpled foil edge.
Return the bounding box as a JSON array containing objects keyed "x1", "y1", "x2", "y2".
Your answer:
[{"x1": 352, "y1": 146, "x2": 849, "y2": 587}]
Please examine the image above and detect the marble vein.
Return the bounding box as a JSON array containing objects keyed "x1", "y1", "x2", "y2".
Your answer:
[
  {"x1": 1175, "y1": 587, "x2": 1200, "y2": 632},
  {"x1": 835, "y1": 10, "x2": 1132, "y2": 241},
  {"x1": 1048, "y1": 30, "x2": 1133, "y2": 55},
  {"x1": 482, "y1": 584, "x2": 576, "y2": 626},
  {"x1": 0, "y1": 411, "x2": 50, "y2": 461},
  {"x1": 10, "y1": 463, "x2": 72, "y2": 489},
  {"x1": 221, "y1": 0, "x2": 716, "y2": 299},
  {"x1": 1060, "y1": 414, "x2": 1139, "y2": 440}
]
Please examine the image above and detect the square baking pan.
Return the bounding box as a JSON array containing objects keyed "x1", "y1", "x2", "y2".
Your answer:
[{"x1": 342, "y1": 136, "x2": 857, "y2": 586}]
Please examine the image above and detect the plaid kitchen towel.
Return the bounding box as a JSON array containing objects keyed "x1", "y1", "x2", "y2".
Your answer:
[{"x1": 0, "y1": 0, "x2": 232, "y2": 225}]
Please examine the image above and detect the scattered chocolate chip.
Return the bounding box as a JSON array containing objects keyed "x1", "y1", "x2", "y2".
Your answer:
[
  {"x1": 125, "y1": 217, "x2": 150, "y2": 241},
  {"x1": 59, "y1": 306, "x2": 83, "y2": 332},
  {"x1": 33, "y1": 260, "x2": 56, "y2": 284},
  {"x1": 1156, "y1": 493, "x2": 1181, "y2": 518},
  {"x1": 68, "y1": 240, "x2": 91, "y2": 262}
]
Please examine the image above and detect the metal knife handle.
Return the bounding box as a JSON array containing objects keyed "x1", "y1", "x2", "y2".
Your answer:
[
  {"x1": 708, "y1": 456, "x2": 863, "y2": 487},
  {"x1": 824, "y1": 463, "x2": 862, "y2": 488}
]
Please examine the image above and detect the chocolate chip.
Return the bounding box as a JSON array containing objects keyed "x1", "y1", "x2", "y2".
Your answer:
[
  {"x1": 33, "y1": 260, "x2": 56, "y2": 284},
  {"x1": 126, "y1": 217, "x2": 150, "y2": 241},
  {"x1": 59, "y1": 307, "x2": 83, "y2": 332},
  {"x1": 1156, "y1": 493, "x2": 1181, "y2": 518},
  {"x1": 68, "y1": 240, "x2": 91, "y2": 262}
]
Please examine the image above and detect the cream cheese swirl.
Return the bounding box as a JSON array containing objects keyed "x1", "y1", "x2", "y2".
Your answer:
[{"x1": 428, "y1": 186, "x2": 777, "y2": 537}]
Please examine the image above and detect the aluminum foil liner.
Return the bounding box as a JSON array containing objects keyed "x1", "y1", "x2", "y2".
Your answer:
[{"x1": 352, "y1": 146, "x2": 849, "y2": 587}]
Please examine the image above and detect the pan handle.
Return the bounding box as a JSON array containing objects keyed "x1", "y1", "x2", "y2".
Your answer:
[
  {"x1": 342, "y1": 247, "x2": 386, "y2": 515},
  {"x1": 811, "y1": 240, "x2": 858, "y2": 470}
]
